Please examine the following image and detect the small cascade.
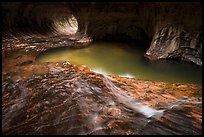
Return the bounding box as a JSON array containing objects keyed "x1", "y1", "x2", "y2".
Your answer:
[{"x1": 101, "y1": 74, "x2": 164, "y2": 119}]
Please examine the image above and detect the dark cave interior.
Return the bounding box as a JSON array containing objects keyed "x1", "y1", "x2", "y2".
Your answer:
[{"x1": 2, "y1": 2, "x2": 202, "y2": 135}]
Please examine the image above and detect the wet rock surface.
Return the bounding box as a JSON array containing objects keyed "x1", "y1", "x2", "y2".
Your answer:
[
  {"x1": 2, "y1": 2, "x2": 202, "y2": 135},
  {"x1": 168, "y1": 47, "x2": 202, "y2": 66},
  {"x1": 146, "y1": 26, "x2": 202, "y2": 66},
  {"x1": 3, "y1": 3, "x2": 202, "y2": 65},
  {"x1": 2, "y1": 37, "x2": 202, "y2": 134}
]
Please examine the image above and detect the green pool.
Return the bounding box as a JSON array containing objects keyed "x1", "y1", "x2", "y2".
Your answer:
[{"x1": 36, "y1": 41, "x2": 202, "y2": 85}]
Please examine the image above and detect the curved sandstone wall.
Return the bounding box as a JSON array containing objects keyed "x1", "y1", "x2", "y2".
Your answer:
[
  {"x1": 2, "y1": 2, "x2": 202, "y2": 65},
  {"x1": 2, "y1": 2, "x2": 202, "y2": 135},
  {"x1": 71, "y1": 2, "x2": 202, "y2": 65}
]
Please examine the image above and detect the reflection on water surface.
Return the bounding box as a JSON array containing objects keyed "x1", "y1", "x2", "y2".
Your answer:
[{"x1": 37, "y1": 42, "x2": 202, "y2": 84}]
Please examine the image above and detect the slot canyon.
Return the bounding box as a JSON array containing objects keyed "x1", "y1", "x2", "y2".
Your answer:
[{"x1": 2, "y1": 2, "x2": 202, "y2": 135}]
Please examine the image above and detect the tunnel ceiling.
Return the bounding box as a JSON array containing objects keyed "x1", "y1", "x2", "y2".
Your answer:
[{"x1": 2, "y1": 2, "x2": 202, "y2": 65}]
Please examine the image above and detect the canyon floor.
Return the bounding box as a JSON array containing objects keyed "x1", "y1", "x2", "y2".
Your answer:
[{"x1": 2, "y1": 34, "x2": 202, "y2": 135}]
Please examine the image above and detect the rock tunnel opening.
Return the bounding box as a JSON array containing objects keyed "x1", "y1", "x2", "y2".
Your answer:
[
  {"x1": 2, "y1": 2, "x2": 202, "y2": 135},
  {"x1": 2, "y1": 2, "x2": 202, "y2": 84},
  {"x1": 53, "y1": 15, "x2": 78, "y2": 35},
  {"x1": 2, "y1": 2, "x2": 79, "y2": 37}
]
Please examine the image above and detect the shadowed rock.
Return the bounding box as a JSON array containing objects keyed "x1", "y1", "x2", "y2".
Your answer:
[{"x1": 2, "y1": 2, "x2": 202, "y2": 135}]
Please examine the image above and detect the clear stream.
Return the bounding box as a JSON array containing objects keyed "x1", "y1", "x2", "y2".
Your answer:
[{"x1": 36, "y1": 41, "x2": 202, "y2": 85}]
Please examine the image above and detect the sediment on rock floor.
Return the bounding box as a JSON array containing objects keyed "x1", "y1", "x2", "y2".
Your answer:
[
  {"x1": 2, "y1": 33, "x2": 202, "y2": 135},
  {"x1": 2, "y1": 2, "x2": 202, "y2": 135}
]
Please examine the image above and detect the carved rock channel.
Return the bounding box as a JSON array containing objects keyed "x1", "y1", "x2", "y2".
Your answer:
[{"x1": 2, "y1": 2, "x2": 202, "y2": 135}]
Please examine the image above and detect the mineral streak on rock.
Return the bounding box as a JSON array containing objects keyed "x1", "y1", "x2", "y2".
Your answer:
[
  {"x1": 146, "y1": 26, "x2": 202, "y2": 65},
  {"x1": 2, "y1": 2, "x2": 202, "y2": 135},
  {"x1": 2, "y1": 56, "x2": 202, "y2": 135}
]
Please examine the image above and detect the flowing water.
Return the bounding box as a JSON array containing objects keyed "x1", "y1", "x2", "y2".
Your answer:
[
  {"x1": 101, "y1": 74, "x2": 164, "y2": 119},
  {"x1": 36, "y1": 41, "x2": 202, "y2": 85}
]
